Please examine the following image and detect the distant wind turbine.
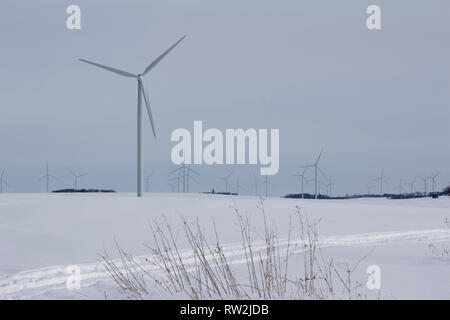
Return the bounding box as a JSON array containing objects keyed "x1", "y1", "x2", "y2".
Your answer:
[
  {"x1": 79, "y1": 35, "x2": 186, "y2": 197},
  {"x1": 291, "y1": 167, "x2": 309, "y2": 198},
  {"x1": 251, "y1": 174, "x2": 261, "y2": 196},
  {"x1": 404, "y1": 179, "x2": 415, "y2": 194},
  {"x1": 373, "y1": 169, "x2": 388, "y2": 195},
  {"x1": 260, "y1": 176, "x2": 274, "y2": 197},
  {"x1": 0, "y1": 169, "x2": 10, "y2": 193},
  {"x1": 326, "y1": 176, "x2": 336, "y2": 197},
  {"x1": 39, "y1": 161, "x2": 57, "y2": 193},
  {"x1": 396, "y1": 179, "x2": 403, "y2": 195},
  {"x1": 419, "y1": 176, "x2": 429, "y2": 195},
  {"x1": 69, "y1": 170, "x2": 86, "y2": 190},
  {"x1": 300, "y1": 149, "x2": 325, "y2": 199},
  {"x1": 169, "y1": 164, "x2": 198, "y2": 193},
  {"x1": 430, "y1": 172, "x2": 440, "y2": 193}
]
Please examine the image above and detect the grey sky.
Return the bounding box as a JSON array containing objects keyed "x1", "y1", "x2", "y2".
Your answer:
[{"x1": 0, "y1": 0, "x2": 449, "y2": 195}]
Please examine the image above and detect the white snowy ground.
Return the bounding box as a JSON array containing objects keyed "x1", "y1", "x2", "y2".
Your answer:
[{"x1": 0, "y1": 193, "x2": 449, "y2": 300}]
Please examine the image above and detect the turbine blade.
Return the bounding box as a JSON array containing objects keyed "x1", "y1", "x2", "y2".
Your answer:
[
  {"x1": 143, "y1": 35, "x2": 186, "y2": 75},
  {"x1": 79, "y1": 59, "x2": 136, "y2": 78},
  {"x1": 316, "y1": 149, "x2": 323, "y2": 164},
  {"x1": 139, "y1": 80, "x2": 157, "y2": 138},
  {"x1": 189, "y1": 167, "x2": 200, "y2": 176},
  {"x1": 168, "y1": 167, "x2": 182, "y2": 174}
]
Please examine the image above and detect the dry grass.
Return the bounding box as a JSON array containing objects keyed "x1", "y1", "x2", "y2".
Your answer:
[
  {"x1": 428, "y1": 218, "x2": 450, "y2": 258},
  {"x1": 101, "y1": 200, "x2": 367, "y2": 300}
]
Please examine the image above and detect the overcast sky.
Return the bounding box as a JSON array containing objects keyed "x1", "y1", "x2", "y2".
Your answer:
[{"x1": 0, "y1": 0, "x2": 449, "y2": 196}]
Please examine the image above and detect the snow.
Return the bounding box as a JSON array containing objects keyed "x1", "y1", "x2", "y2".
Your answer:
[{"x1": 0, "y1": 193, "x2": 449, "y2": 299}]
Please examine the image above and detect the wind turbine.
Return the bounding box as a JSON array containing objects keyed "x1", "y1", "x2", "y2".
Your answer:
[
  {"x1": 396, "y1": 179, "x2": 403, "y2": 195},
  {"x1": 169, "y1": 164, "x2": 198, "y2": 193},
  {"x1": 251, "y1": 174, "x2": 261, "y2": 196},
  {"x1": 430, "y1": 172, "x2": 440, "y2": 193},
  {"x1": 0, "y1": 169, "x2": 10, "y2": 193},
  {"x1": 217, "y1": 172, "x2": 233, "y2": 193},
  {"x1": 373, "y1": 169, "x2": 388, "y2": 195},
  {"x1": 169, "y1": 170, "x2": 182, "y2": 192},
  {"x1": 419, "y1": 176, "x2": 429, "y2": 196},
  {"x1": 404, "y1": 179, "x2": 415, "y2": 194},
  {"x1": 185, "y1": 166, "x2": 199, "y2": 193},
  {"x1": 291, "y1": 167, "x2": 309, "y2": 198},
  {"x1": 300, "y1": 149, "x2": 325, "y2": 199},
  {"x1": 39, "y1": 161, "x2": 57, "y2": 193},
  {"x1": 69, "y1": 170, "x2": 86, "y2": 190},
  {"x1": 79, "y1": 35, "x2": 186, "y2": 197},
  {"x1": 326, "y1": 176, "x2": 336, "y2": 197},
  {"x1": 260, "y1": 176, "x2": 275, "y2": 197}
]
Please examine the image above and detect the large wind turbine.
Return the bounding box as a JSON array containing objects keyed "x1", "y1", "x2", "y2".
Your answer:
[
  {"x1": 0, "y1": 169, "x2": 9, "y2": 193},
  {"x1": 79, "y1": 35, "x2": 186, "y2": 197},
  {"x1": 300, "y1": 149, "x2": 325, "y2": 199},
  {"x1": 374, "y1": 169, "x2": 388, "y2": 195}
]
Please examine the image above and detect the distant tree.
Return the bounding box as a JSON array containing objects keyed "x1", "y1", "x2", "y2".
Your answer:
[{"x1": 443, "y1": 186, "x2": 450, "y2": 195}]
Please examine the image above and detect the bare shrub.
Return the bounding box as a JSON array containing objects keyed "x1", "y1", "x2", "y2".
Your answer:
[{"x1": 102, "y1": 200, "x2": 367, "y2": 300}]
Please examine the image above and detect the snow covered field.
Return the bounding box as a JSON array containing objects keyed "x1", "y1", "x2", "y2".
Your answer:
[{"x1": 0, "y1": 193, "x2": 449, "y2": 299}]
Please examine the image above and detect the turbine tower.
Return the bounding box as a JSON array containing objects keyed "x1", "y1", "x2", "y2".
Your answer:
[
  {"x1": 217, "y1": 172, "x2": 233, "y2": 193},
  {"x1": 39, "y1": 161, "x2": 57, "y2": 193},
  {"x1": 291, "y1": 167, "x2": 309, "y2": 198},
  {"x1": 69, "y1": 170, "x2": 86, "y2": 190},
  {"x1": 260, "y1": 176, "x2": 274, "y2": 197},
  {"x1": 430, "y1": 172, "x2": 440, "y2": 193},
  {"x1": 0, "y1": 169, "x2": 10, "y2": 193},
  {"x1": 169, "y1": 164, "x2": 198, "y2": 193},
  {"x1": 420, "y1": 176, "x2": 429, "y2": 196},
  {"x1": 326, "y1": 176, "x2": 336, "y2": 197},
  {"x1": 373, "y1": 169, "x2": 388, "y2": 195},
  {"x1": 396, "y1": 179, "x2": 403, "y2": 195},
  {"x1": 300, "y1": 149, "x2": 325, "y2": 199},
  {"x1": 404, "y1": 179, "x2": 415, "y2": 194},
  {"x1": 251, "y1": 174, "x2": 261, "y2": 196},
  {"x1": 79, "y1": 35, "x2": 186, "y2": 197}
]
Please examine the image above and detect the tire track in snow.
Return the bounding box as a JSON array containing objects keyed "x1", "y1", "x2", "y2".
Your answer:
[{"x1": 1, "y1": 228, "x2": 449, "y2": 299}]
